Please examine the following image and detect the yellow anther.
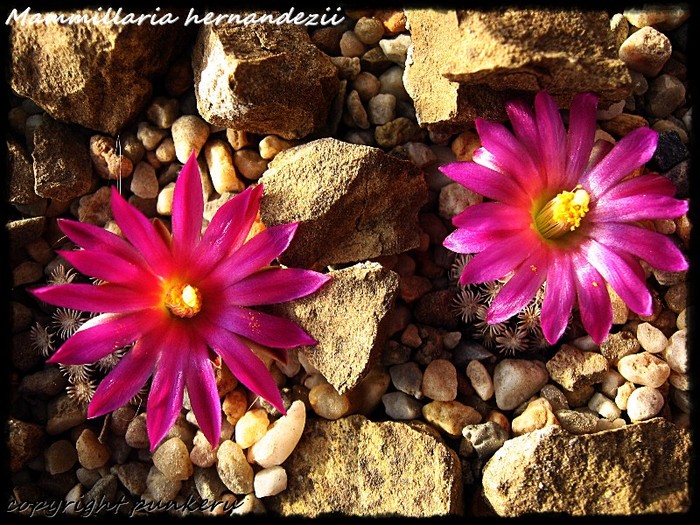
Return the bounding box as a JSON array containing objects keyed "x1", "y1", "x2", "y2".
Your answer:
[
  {"x1": 535, "y1": 187, "x2": 590, "y2": 239},
  {"x1": 164, "y1": 283, "x2": 202, "y2": 318}
]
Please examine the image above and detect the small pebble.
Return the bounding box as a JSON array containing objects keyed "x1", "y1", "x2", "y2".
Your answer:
[
  {"x1": 381, "y1": 391, "x2": 423, "y2": 420},
  {"x1": 152, "y1": 437, "x2": 192, "y2": 481},
  {"x1": 190, "y1": 431, "x2": 218, "y2": 468},
  {"x1": 235, "y1": 409, "x2": 270, "y2": 449},
  {"x1": 617, "y1": 352, "x2": 671, "y2": 388},
  {"x1": 438, "y1": 182, "x2": 483, "y2": 220},
  {"x1": 618, "y1": 26, "x2": 672, "y2": 77},
  {"x1": 130, "y1": 162, "x2": 159, "y2": 199},
  {"x1": 545, "y1": 344, "x2": 609, "y2": 391},
  {"x1": 352, "y1": 71, "x2": 381, "y2": 101},
  {"x1": 258, "y1": 135, "x2": 292, "y2": 160},
  {"x1": 248, "y1": 400, "x2": 306, "y2": 468},
  {"x1": 346, "y1": 89, "x2": 370, "y2": 129},
  {"x1": 421, "y1": 359, "x2": 457, "y2": 401},
  {"x1": 614, "y1": 381, "x2": 636, "y2": 410},
  {"x1": 422, "y1": 400, "x2": 482, "y2": 437},
  {"x1": 389, "y1": 362, "x2": 423, "y2": 398},
  {"x1": 75, "y1": 428, "x2": 110, "y2": 470},
  {"x1": 340, "y1": 30, "x2": 366, "y2": 57},
  {"x1": 146, "y1": 96, "x2": 179, "y2": 129},
  {"x1": 137, "y1": 122, "x2": 169, "y2": 151},
  {"x1": 636, "y1": 322, "x2": 668, "y2": 354},
  {"x1": 155, "y1": 137, "x2": 176, "y2": 163},
  {"x1": 230, "y1": 494, "x2": 266, "y2": 515},
  {"x1": 171, "y1": 115, "x2": 210, "y2": 163},
  {"x1": 90, "y1": 135, "x2": 134, "y2": 180},
  {"x1": 125, "y1": 413, "x2": 150, "y2": 449},
  {"x1": 233, "y1": 149, "x2": 268, "y2": 181},
  {"x1": 555, "y1": 409, "x2": 599, "y2": 435},
  {"x1": 217, "y1": 440, "x2": 254, "y2": 495},
  {"x1": 405, "y1": 142, "x2": 437, "y2": 168},
  {"x1": 354, "y1": 17, "x2": 385, "y2": 45},
  {"x1": 194, "y1": 466, "x2": 228, "y2": 501},
  {"x1": 378, "y1": 66, "x2": 410, "y2": 101},
  {"x1": 587, "y1": 392, "x2": 622, "y2": 419},
  {"x1": 646, "y1": 74, "x2": 686, "y2": 118},
  {"x1": 205, "y1": 139, "x2": 244, "y2": 194},
  {"x1": 663, "y1": 329, "x2": 687, "y2": 373},
  {"x1": 562, "y1": 384, "x2": 595, "y2": 408},
  {"x1": 309, "y1": 383, "x2": 351, "y2": 420},
  {"x1": 600, "y1": 369, "x2": 626, "y2": 398},
  {"x1": 331, "y1": 56, "x2": 362, "y2": 80},
  {"x1": 624, "y1": 6, "x2": 690, "y2": 30},
  {"x1": 145, "y1": 466, "x2": 182, "y2": 502},
  {"x1": 254, "y1": 466, "x2": 287, "y2": 498},
  {"x1": 375, "y1": 117, "x2": 422, "y2": 148},
  {"x1": 462, "y1": 421, "x2": 509, "y2": 459},
  {"x1": 378, "y1": 34, "x2": 411, "y2": 66},
  {"x1": 44, "y1": 440, "x2": 77, "y2": 475},
  {"x1": 466, "y1": 360, "x2": 494, "y2": 401},
  {"x1": 626, "y1": 386, "x2": 665, "y2": 421},
  {"x1": 664, "y1": 283, "x2": 688, "y2": 314},
  {"x1": 669, "y1": 371, "x2": 690, "y2": 391},
  {"x1": 539, "y1": 384, "x2": 569, "y2": 411},
  {"x1": 599, "y1": 331, "x2": 640, "y2": 365},
  {"x1": 511, "y1": 398, "x2": 559, "y2": 436},
  {"x1": 597, "y1": 100, "x2": 625, "y2": 121},
  {"x1": 346, "y1": 366, "x2": 391, "y2": 416},
  {"x1": 368, "y1": 93, "x2": 396, "y2": 125},
  {"x1": 493, "y1": 359, "x2": 549, "y2": 411},
  {"x1": 156, "y1": 182, "x2": 175, "y2": 215},
  {"x1": 222, "y1": 388, "x2": 248, "y2": 426},
  {"x1": 226, "y1": 129, "x2": 251, "y2": 150}
]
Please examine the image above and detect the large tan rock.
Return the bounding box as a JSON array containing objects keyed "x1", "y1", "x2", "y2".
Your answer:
[
  {"x1": 482, "y1": 418, "x2": 691, "y2": 516},
  {"x1": 404, "y1": 9, "x2": 631, "y2": 132},
  {"x1": 8, "y1": 9, "x2": 188, "y2": 135},
  {"x1": 259, "y1": 138, "x2": 428, "y2": 269},
  {"x1": 272, "y1": 262, "x2": 398, "y2": 394},
  {"x1": 193, "y1": 20, "x2": 339, "y2": 140},
  {"x1": 267, "y1": 415, "x2": 463, "y2": 517}
]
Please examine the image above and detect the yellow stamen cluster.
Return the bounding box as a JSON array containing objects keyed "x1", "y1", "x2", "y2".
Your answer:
[
  {"x1": 164, "y1": 283, "x2": 202, "y2": 318},
  {"x1": 535, "y1": 186, "x2": 590, "y2": 240}
]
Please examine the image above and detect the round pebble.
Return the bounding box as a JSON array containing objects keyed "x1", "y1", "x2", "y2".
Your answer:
[
  {"x1": 600, "y1": 369, "x2": 626, "y2": 398},
  {"x1": 130, "y1": 161, "x2": 159, "y2": 199},
  {"x1": 205, "y1": 139, "x2": 244, "y2": 194},
  {"x1": 626, "y1": 386, "x2": 665, "y2": 421},
  {"x1": 235, "y1": 409, "x2": 270, "y2": 449},
  {"x1": 171, "y1": 115, "x2": 210, "y2": 162},
  {"x1": 389, "y1": 362, "x2": 423, "y2": 398},
  {"x1": 617, "y1": 352, "x2": 671, "y2": 388},
  {"x1": 309, "y1": 383, "x2": 352, "y2": 420},
  {"x1": 156, "y1": 182, "x2": 175, "y2": 215},
  {"x1": 493, "y1": 359, "x2": 549, "y2": 411},
  {"x1": 614, "y1": 381, "x2": 636, "y2": 410},
  {"x1": 222, "y1": 388, "x2": 248, "y2": 426},
  {"x1": 466, "y1": 360, "x2": 494, "y2": 401},
  {"x1": 217, "y1": 440, "x2": 254, "y2": 495},
  {"x1": 152, "y1": 437, "x2": 192, "y2": 481},
  {"x1": 233, "y1": 149, "x2": 268, "y2": 180},
  {"x1": 352, "y1": 71, "x2": 381, "y2": 101},
  {"x1": 137, "y1": 122, "x2": 169, "y2": 151},
  {"x1": 248, "y1": 400, "x2": 306, "y2": 468},
  {"x1": 636, "y1": 322, "x2": 668, "y2": 353},
  {"x1": 190, "y1": 431, "x2": 218, "y2": 468},
  {"x1": 588, "y1": 392, "x2": 622, "y2": 419},
  {"x1": 340, "y1": 30, "x2": 366, "y2": 57},
  {"x1": 618, "y1": 26, "x2": 672, "y2": 77},
  {"x1": 624, "y1": 6, "x2": 690, "y2": 30},
  {"x1": 259, "y1": 135, "x2": 292, "y2": 160},
  {"x1": 422, "y1": 400, "x2": 482, "y2": 437},
  {"x1": 253, "y1": 466, "x2": 288, "y2": 498},
  {"x1": 125, "y1": 413, "x2": 150, "y2": 449},
  {"x1": 438, "y1": 182, "x2": 483, "y2": 220},
  {"x1": 554, "y1": 409, "x2": 598, "y2": 435},
  {"x1": 663, "y1": 329, "x2": 687, "y2": 373},
  {"x1": 45, "y1": 439, "x2": 77, "y2": 475},
  {"x1": 368, "y1": 93, "x2": 396, "y2": 125},
  {"x1": 230, "y1": 493, "x2": 266, "y2": 515},
  {"x1": 539, "y1": 384, "x2": 569, "y2": 411},
  {"x1": 155, "y1": 137, "x2": 176, "y2": 163},
  {"x1": 378, "y1": 66, "x2": 410, "y2": 101},
  {"x1": 354, "y1": 17, "x2": 385, "y2": 45},
  {"x1": 75, "y1": 428, "x2": 110, "y2": 470},
  {"x1": 421, "y1": 359, "x2": 457, "y2": 401},
  {"x1": 511, "y1": 398, "x2": 558, "y2": 436},
  {"x1": 145, "y1": 465, "x2": 182, "y2": 501},
  {"x1": 646, "y1": 74, "x2": 686, "y2": 118},
  {"x1": 381, "y1": 391, "x2": 423, "y2": 420}
]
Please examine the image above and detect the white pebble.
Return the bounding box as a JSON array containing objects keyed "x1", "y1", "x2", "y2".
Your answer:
[
  {"x1": 636, "y1": 322, "x2": 668, "y2": 354},
  {"x1": 588, "y1": 392, "x2": 622, "y2": 419},
  {"x1": 247, "y1": 400, "x2": 306, "y2": 468},
  {"x1": 253, "y1": 466, "x2": 288, "y2": 498},
  {"x1": 617, "y1": 352, "x2": 670, "y2": 388},
  {"x1": 626, "y1": 386, "x2": 664, "y2": 421},
  {"x1": 663, "y1": 329, "x2": 687, "y2": 373},
  {"x1": 614, "y1": 381, "x2": 636, "y2": 410},
  {"x1": 466, "y1": 360, "x2": 494, "y2": 401},
  {"x1": 378, "y1": 34, "x2": 411, "y2": 66},
  {"x1": 493, "y1": 359, "x2": 549, "y2": 411},
  {"x1": 171, "y1": 115, "x2": 210, "y2": 163},
  {"x1": 205, "y1": 139, "x2": 244, "y2": 194},
  {"x1": 368, "y1": 93, "x2": 396, "y2": 125},
  {"x1": 156, "y1": 182, "x2": 175, "y2": 215}
]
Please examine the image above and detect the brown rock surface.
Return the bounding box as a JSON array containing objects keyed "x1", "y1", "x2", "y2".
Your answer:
[
  {"x1": 482, "y1": 418, "x2": 691, "y2": 516},
  {"x1": 8, "y1": 9, "x2": 187, "y2": 135},
  {"x1": 259, "y1": 138, "x2": 428, "y2": 269},
  {"x1": 267, "y1": 415, "x2": 463, "y2": 517},
  {"x1": 8, "y1": 138, "x2": 40, "y2": 205},
  {"x1": 546, "y1": 344, "x2": 610, "y2": 391},
  {"x1": 193, "y1": 20, "x2": 339, "y2": 140},
  {"x1": 272, "y1": 262, "x2": 398, "y2": 394},
  {"x1": 7, "y1": 418, "x2": 45, "y2": 473}
]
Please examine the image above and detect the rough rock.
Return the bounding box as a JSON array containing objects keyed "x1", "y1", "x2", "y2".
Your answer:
[
  {"x1": 404, "y1": 9, "x2": 631, "y2": 132},
  {"x1": 272, "y1": 263, "x2": 398, "y2": 394},
  {"x1": 193, "y1": 19, "x2": 339, "y2": 140},
  {"x1": 8, "y1": 418, "x2": 45, "y2": 472},
  {"x1": 32, "y1": 120, "x2": 93, "y2": 201},
  {"x1": 482, "y1": 418, "x2": 690, "y2": 516},
  {"x1": 8, "y1": 138, "x2": 41, "y2": 205},
  {"x1": 8, "y1": 9, "x2": 186, "y2": 134},
  {"x1": 267, "y1": 415, "x2": 463, "y2": 517},
  {"x1": 546, "y1": 344, "x2": 609, "y2": 391},
  {"x1": 259, "y1": 138, "x2": 428, "y2": 269}
]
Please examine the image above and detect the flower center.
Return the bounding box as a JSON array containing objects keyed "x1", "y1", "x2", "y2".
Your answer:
[
  {"x1": 164, "y1": 283, "x2": 202, "y2": 318},
  {"x1": 535, "y1": 186, "x2": 590, "y2": 239}
]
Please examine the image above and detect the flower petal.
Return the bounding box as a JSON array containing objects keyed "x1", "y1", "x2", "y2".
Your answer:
[
  {"x1": 31, "y1": 283, "x2": 159, "y2": 313},
  {"x1": 223, "y1": 267, "x2": 330, "y2": 306},
  {"x1": 207, "y1": 305, "x2": 316, "y2": 349},
  {"x1": 540, "y1": 254, "x2": 576, "y2": 344},
  {"x1": 580, "y1": 127, "x2": 658, "y2": 197},
  {"x1": 487, "y1": 249, "x2": 549, "y2": 324},
  {"x1": 111, "y1": 187, "x2": 173, "y2": 277},
  {"x1": 474, "y1": 118, "x2": 539, "y2": 192},
  {"x1": 583, "y1": 139, "x2": 614, "y2": 175},
  {"x1": 572, "y1": 252, "x2": 612, "y2": 344},
  {"x1": 588, "y1": 194, "x2": 689, "y2": 223},
  {"x1": 564, "y1": 92, "x2": 598, "y2": 188},
  {"x1": 200, "y1": 323, "x2": 285, "y2": 414},
  {"x1": 597, "y1": 173, "x2": 677, "y2": 201},
  {"x1": 171, "y1": 153, "x2": 204, "y2": 264},
  {"x1": 194, "y1": 184, "x2": 264, "y2": 275},
  {"x1": 147, "y1": 328, "x2": 187, "y2": 451},
  {"x1": 580, "y1": 239, "x2": 652, "y2": 316},
  {"x1": 87, "y1": 336, "x2": 156, "y2": 418},
  {"x1": 534, "y1": 91, "x2": 567, "y2": 187},
  {"x1": 185, "y1": 343, "x2": 221, "y2": 447},
  {"x1": 439, "y1": 162, "x2": 531, "y2": 207},
  {"x1": 48, "y1": 310, "x2": 163, "y2": 365},
  {"x1": 202, "y1": 223, "x2": 299, "y2": 289},
  {"x1": 444, "y1": 226, "x2": 519, "y2": 254},
  {"x1": 57, "y1": 249, "x2": 150, "y2": 285},
  {"x1": 458, "y1": 231, "x2": 538, "y2": 286},
  {"x1": 505, "y1": 97, "x2": 539, "y2": 154},
  {"x1": 452, "y1": 201, "x2": 532, "y2": 231},
  {"x1": 587, "y1": 222, "x2": 688, "y2": 272}
]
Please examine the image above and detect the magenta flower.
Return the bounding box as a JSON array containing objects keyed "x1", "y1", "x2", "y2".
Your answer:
[
  {"x1": 32, "y1": 153, "x2": 330, "y2": 450},
  {"x1": 441, "y1": 90, "x2": 688, "y2": 345}
]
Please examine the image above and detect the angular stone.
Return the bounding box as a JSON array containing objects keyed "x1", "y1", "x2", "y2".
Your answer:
[
  {"x1": 32, "y1": 120, "x2": 93, "y2": 201},
  {"x1": 272, "y1": 263, "x2": 398, "y2": 394},
  {"x1": 267, "y1": 416, "x2": 463, "y2": 517},
  {"x1": 8, "y1": 9, "x2": 186, "y2": 134},
  {"x1": 8, "y1": 138, "x2": 41, "y2": 205},
  {"x1": 7, "y1": 418, "x2": 45, "y2": 473},
  {"x1": 404, "y1": 9, "x2": 630, "y2": 132},
  {"x1": 193, "y1": 20, "x2": 339, "y2": 140},
  {"x1": 482, "y1": 419, "x2": 691, "y2": 516},
  {"x1": 546, "y1": 344, "x2": 609, "y2": 391},
  {"x1": 260, "y1": 138, "x2": 428, "y2": 269}
]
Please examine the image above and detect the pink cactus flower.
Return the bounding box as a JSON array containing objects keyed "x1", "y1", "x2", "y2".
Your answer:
[
  {"x1": 32, "y1": 153, "x2": 330, "y2": 450},
  {"x1": 441, "y1": 90, "x2": 688, "y2": 345}
]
